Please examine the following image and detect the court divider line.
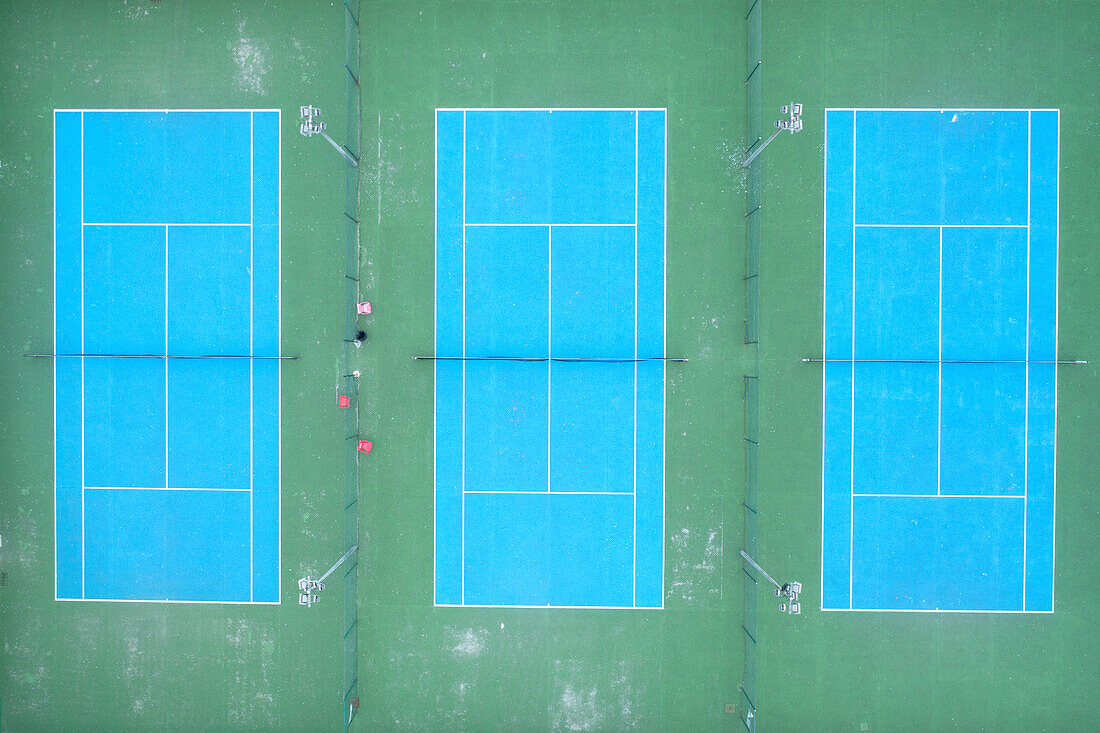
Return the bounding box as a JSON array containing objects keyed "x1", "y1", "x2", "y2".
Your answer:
[
  {"x1": 464, "y1": 490, "x2": 636, "y2": 496},
  {"x1": 432, "y1": 112, "x2": 438, "y2": 603},
  {"x1": 84, "y1": 486, "x2": 253, "y2": 492},
  {"x1": 80, "y1": 110, "x2": 85, "y2": 600},
  {"x1": 461, "y1": 110, "x2": 466, "y2": 605},
  {"x1": 849, "y1": 110, "x2": 856, "y2": 609},
  {"x1": 854, "y1": 224, "x2": 1027, "y2": 229},
  {"x1": 823, "y1": 607, "x2": 1051, "y2": 614},
  {"x1": 52, "y1": 112, "x2": 58, "y2": 601},
  {"x1": 56, "y1": 108, "x2": 282, "y2": 113},
  {"x1": 165, "y1": 227, "x2": 170, "y2": 500},
  {"x1": 823, "y1": 108, "x2": 1059, "y2": 113},
  {"x1": 465, "y1": 223, "x2": 635, "y2": 227},
  {"x1": 250, "y1": 111, "x2": 255, "y2": 603},
  {"x1": 661, "y1": 108, "x2": 667, "y2": 605},
  {"x1": 83, "y1": 222, "x2": 251, "y2": 227},
  {"x1": 548, "y1": 224, "x2": 552, "y2": 497},
  {"x1": 435, "y1": 604, "x2": 664, "y2": 610},
  {"x1": 1023, "y1": 111, "x2": 1031, "y2": 609},
  {"x1": 56, "y1": 597, "x2": 281, "y2": 605},
  {"x1": 276, "y1": 108, "x2": 283, "y2": 604},
  {"x1": 820, "y1": 110, "x2": 828, "y2": 608},
  {"x1": 1052, "y1": 110, "x2": 1060, "y2": 611},
  {"x1": 632, "y1": 110, "x2": 638, "y2": 607},
  {"x1": 851, "y1": 493, "x2": 1026, "y2": 499},
  {"x1": 436, "y1": 107, "x2": 668, "y2": 113}
]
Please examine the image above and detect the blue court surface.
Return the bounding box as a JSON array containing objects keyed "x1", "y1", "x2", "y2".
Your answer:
[
  {"x1": 434, "y1": 109, "x2": 666, "y2": 608},
  {"x1": 53, "y1": 110, "x2": 281, "y2": 603},
  {"x1": 822, "y1": 109, "x2": 1059, "y2": 612}
]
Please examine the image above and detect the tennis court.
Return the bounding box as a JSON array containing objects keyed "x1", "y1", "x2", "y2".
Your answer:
[
  {"x1": 53, "y1": 110, "x2": 281, "y2": 603},
  {"x1": 434, "y1": 109, "x2": 666, "y2": 608},
  {"x1": 821, "y1": 109, "x2": 1058, "y2": 612}
]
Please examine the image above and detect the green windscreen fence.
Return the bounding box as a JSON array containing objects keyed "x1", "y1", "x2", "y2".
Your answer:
[
  {"x1": 741, "y1": 0, "x2": 762, "y2": 730},
  {"x1": 341, "y1": 0, "x2": 362, "y2": 730}
]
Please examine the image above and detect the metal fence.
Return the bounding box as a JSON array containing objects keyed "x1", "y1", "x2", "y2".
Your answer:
[
  {"x1": 341, "y1": 0, "x2": 362, "y2": 730},
  {"x1": 740, "y1": 0, "x2": 763, "y2": 730}
]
